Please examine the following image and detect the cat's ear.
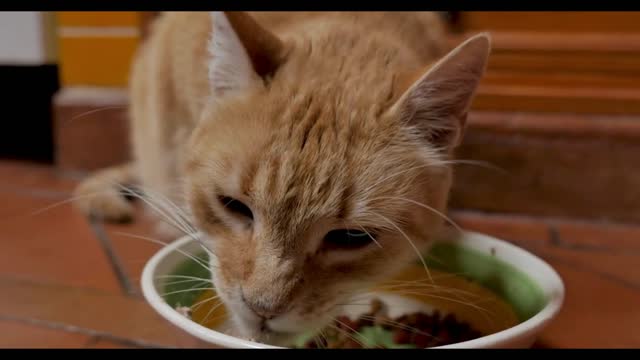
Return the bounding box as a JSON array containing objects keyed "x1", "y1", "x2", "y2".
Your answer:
[
  {"x1": 390, "y1": 33, "x2": 491, "y2": 152},
  {"x1": 208, "y1": 11, "x2": 286, "y2": 97}
]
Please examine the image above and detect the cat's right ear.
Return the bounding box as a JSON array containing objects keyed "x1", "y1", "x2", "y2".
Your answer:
[
  {"x1": 208, "y1": 12, "x2": 286, "y2": 97},
  {"x1": 388, "y1": 33, "x2": 491, "y2": 153}
]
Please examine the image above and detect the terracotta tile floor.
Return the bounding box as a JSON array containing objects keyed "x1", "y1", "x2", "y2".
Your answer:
[{"x1": 1, "y1": 159, "x2": 638, "y2": 348}]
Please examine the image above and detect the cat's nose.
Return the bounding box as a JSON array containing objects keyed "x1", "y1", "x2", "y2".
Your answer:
[{"x1": 240, "y1": 289, "x2": 285, "y2": 319}]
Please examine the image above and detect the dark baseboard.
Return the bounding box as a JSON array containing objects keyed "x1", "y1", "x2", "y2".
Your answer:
[
  {"x1": 0, "y1": 65, "x2": 60, "y2": 164},
  {"x1": 53, "y1": 87, "x2": 130, "y2": 174}
]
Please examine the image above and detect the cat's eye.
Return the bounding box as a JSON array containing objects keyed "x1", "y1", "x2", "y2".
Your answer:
[
  {"x1": 218, "y1": 196, "x2": 254, "y2": 220},
  {"x1": 323, "y1": 229, "x2": 375, "y2": 250}
]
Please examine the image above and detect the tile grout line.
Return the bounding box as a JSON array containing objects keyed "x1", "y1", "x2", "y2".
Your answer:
[
  {"x1": 0, "y1": 315, "x2": 171, "y2": 349},
  {"x1": 545, "y1": 224, "x2": 640, "y2": 290},
  {"x1": 88, "y1": 218, "x2": 137, "y2": 296}
]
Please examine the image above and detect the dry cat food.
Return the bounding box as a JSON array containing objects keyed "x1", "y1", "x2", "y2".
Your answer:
[{"x1": 295, "y1": 299, "x2": 483, "y2": 349}]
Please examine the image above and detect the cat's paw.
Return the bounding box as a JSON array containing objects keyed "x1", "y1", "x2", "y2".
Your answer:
[{"x1": 73, "y1": 172, "x2": 135, "y2": 223}]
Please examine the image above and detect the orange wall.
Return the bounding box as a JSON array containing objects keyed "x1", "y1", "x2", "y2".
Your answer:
[{"x1": 56, "y1": 12, "x2": 142, "y2": 87}]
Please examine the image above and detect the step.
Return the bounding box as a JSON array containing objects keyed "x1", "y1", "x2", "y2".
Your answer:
[
  {"x1": 452, "y1": 111, "x2": 640, "y2": 224},
  {"x1": 53, "y1": 86, "x2": 640, "y2": 224},
  {"x1": 53, "y1": 87, "x2": 130, "y2": 174}
]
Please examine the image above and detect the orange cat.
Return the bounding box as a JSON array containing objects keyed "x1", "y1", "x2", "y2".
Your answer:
[{"x1": 73, "y1": 12, "x2": 490, "y2": 345}]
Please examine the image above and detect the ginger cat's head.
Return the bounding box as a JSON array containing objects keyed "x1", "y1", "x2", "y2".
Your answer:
[{"x1": 184, "y1": 12, "x2": 490, "y2": 345}]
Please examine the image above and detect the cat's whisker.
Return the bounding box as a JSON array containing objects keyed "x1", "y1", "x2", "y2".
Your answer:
[
  {"x1": 27, "y1": 186, "x2": 215, "y2": 267},
  {"x1": 441, "y1": 159, "x2": 509, "y2": 175},
  {"x1": 382, "y1": 290, "x2": 494, "y2": 316},
  {"x1": 359, "y1": 285, "x2": 490, "y2": 308},
  {"x1": 345, "y1": 161, "x2": 431, "y2": 203},
  {"x1": 131, "y1": 276, "x2": 210, "y2": 287},
  {"x1": 318, "y1": 328, "x2": 331, "y2": 349},
  {"x1": 357, "y1": 315, "x2": 439, "y2": 340},
  {"x1": 382, "y1": 288, "x2": 497, "y2": 313},
  {"x1": 343, "y1": 288, "x2": 495, "y2": 329},
  {"x1": 113, "y1": 184, "x2": 214, "y2": 259},
  {"x1": 161, "y1": 278, "x2": 211, "y2": 287},
  {"x1": 195, "y1": 311, "x2": 228, "y2": 330},
  {"x1": 425, "y1": 294, "x2": 496, "y2": 328},
  {"x1": 382, "y1": 272, "x2": 462, "y2": 282},
  {"x1": 110, "y1": 182, "x2": 189, "y2": 234},
  {"x1": 161, "y1": 287, "x2": 215, "y2": 297},
  {"x1": 372, "y1": 285, "x2": 483, "y2": 303},
  {"x1": 350, "y1": 273, "x2": 462, "y2": 294},
  {"x1": 327, "y1": 321, "x2": 369, "y2": 349},
  {"x1": 209, "y1": 312, "x2": 229, "y2": 326},
  {"x1": 191, "y1": 294, "x2": 222, "y2": 312},
  {"x1": 300, "y1": 323, "x2": 332, "y2": 349},
  {"x1": 201, "y1": 300, "x2": 227, "y2": 325},
  {"x1": 113, "y1": 231, "x2": 215, "y2": 271},
  {"x1": 369, "y1": 211, "x2": 434, "y2": 285},
  {"x1": 156, "y1": 274, "x2": 213, "y2": 282},
  {"x1": 65, "y1": 105, "x2": 127, "y2": 125},
  {"x1": 83, "y1": 180, "x2": 214, "y2": 266},
  {"x1": 24, "y1": 178, "x2": 195, "y2": 245},
  {"x1": 371, "y1": 196, "x2": 463, "y2": 235},
  {"x1": 342, "y1": 278, "x2": 481, "y2": 305},
  {"x1": 10, "y1": 187, "x2": 219, "y2": 273},
  {"x1": 26, "y1": 189, "x2": 121, "y2": 218},
  {"x1": 131, "y1": 184, "x2": 199, "y2": 235},
  {"x1": 115, "y1": 185, "x2": 198, "y2": 238},
  {"x1": 374, "y1": 280, "x2": 483, "y2": 298},
  {"x1": 353, "y1": 219, "x2": 382, "y2": 249}
]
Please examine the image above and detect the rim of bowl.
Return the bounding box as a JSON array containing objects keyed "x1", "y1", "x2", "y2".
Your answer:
[
  {"x1": 431, "y1": 231, "x2": 565, "y2": 348},
  {"x1": 141, "y1": 231, "x2": 565, "y2": 349}
]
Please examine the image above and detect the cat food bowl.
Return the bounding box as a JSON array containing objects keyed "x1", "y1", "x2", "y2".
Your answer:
[{"x1": 141, "y1": 230, "x2": 564, "y2": 348}]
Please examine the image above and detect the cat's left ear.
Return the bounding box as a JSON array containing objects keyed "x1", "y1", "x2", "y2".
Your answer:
[
  {"x1": 389, "y1": 33, "x2": 491, "y2": 152},
  {"x1": 208, "y1": 12, "x2": 286, "y2": 97}
]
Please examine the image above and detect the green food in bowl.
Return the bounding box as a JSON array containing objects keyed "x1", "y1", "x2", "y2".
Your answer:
[
  {"x1": 162, "y1": 251, "x2": 211, "y2": 309},
  {"x1": 424, "y1": 243, "x2": 546, "y2": 322}
]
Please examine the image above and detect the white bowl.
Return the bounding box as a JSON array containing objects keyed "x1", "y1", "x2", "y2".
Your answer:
[{"x1": 141, "y1": 230, "x2": 565, "y2": 348}]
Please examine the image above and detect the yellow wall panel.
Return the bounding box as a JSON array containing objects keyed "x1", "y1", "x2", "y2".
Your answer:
[
  {"x1": 57, "y1": 12, "x2": 140, "y2": 27},
  {"x1": 59, "y1": 36, "x2": 139, "y2": 87}
]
